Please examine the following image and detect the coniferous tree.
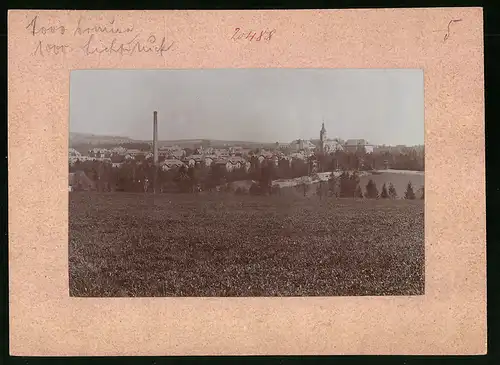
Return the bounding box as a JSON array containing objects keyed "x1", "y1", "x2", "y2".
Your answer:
[
  {"x1": 355, "y1": 184, "x2": 364, "y2": 198},
  {"x1": 316, "y1": 181, "x2": 327, "y2": 199},
  {"x1": 388, "y1": 182, "x2": 398, "y2": 199},
  {"x1": 174, "y1": 165, "x2": 192, "y2": 193},
  {"x1": 258, "y1": 160, "x2": 274, "y2": 195},
  {"x1": 404, "y1": 181, "x2": 416, "y2": 200},
  {"x1": 364, "y1": 179, "x2": 379, "y2": 199},
  {"x1": 380, "y1": 183, "x2": 389, "y2": 198},
  {"x1": 328, "y1": 172, "x2": 337, "y2": 196},
  {"x1": 339, "y1": 171, "x2": 351, "y2": 197},
  {"x1": 349, "y1": 171, "x2": 360, "y2": 197},
  {"x1": 301, "y1": 182, "x2": 309, "y2": 197}
]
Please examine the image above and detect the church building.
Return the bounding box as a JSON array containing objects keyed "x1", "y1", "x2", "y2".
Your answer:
[{"x1": 318, "y1": 122, "x2": 343, "y2": 154}]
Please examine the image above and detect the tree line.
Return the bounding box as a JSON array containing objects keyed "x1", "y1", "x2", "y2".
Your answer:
[
  {"x1": 70, "y1": 145, "x2": 423, "y2": 192},
  {"x1": 70, "y1": 158, "x2": 275, "y2": 193},
  {"x1": 70, "y1": 158, "x2": 424, "y2": 200},
  {"x1": 76, "y1": 143, "x2": 423, "y2": 171}
]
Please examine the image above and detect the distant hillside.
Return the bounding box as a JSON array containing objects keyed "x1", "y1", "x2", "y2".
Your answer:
[
  {"x1": 69, "y1": 133, "x2": 422, "y2": 150},
  {"x1": 69, "y1": 132, "x2": 273, "y2": 148},
  {"x1": 158, "y1": 139, "x2": 275, "y2": 148},
  {"x1": 70, "y1": 132, "x2": 135, "y2": 145}
]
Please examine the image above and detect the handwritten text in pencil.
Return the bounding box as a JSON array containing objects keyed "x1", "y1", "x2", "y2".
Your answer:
[
  {"x1": 25, "y1": 15, "x2": 175, "y2": 57},
  {"x1": 231, "y1": 28, "x2": 276, "y2": 42}
]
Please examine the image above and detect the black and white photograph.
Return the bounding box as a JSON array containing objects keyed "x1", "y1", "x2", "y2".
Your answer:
[{"x1": 69, "y1": 68, "x2": 425, "y2": 297}]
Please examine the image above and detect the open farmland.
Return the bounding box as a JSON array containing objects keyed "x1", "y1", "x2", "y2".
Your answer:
[{"x1": 69, "y1": 192, "x2": 425, "y2": 297}]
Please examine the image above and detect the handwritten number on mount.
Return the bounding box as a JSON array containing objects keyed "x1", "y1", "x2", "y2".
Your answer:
[
  {"x1": 26, "y1": 15, "x2": 66, "y2": 36},
  {"x1": 444, "y1": 19, "x2": 462, "y2": 42},
  {"x1": 32, "y1": 40, "x2": 71, "y2": 56},
  {"x1": 432, "y1": 18, "x2": 462, "y2": 42},
  {"x1": 232, "y1": 28, "x2": 276, "y2": 42}
]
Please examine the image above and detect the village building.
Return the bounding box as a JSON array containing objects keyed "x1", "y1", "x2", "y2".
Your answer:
[
  {"x1": 69, "y1": 148, "x2": 81, "y2": 157},
  {"x1": 228, "y1": 156, "x2": 247, "y2": 169},
  {"x1": 290, "y1": 152, "x2": 306, "y2": 160},
  {"x1": 204, "y1": 156, "x2": 215, "y2": 167},
  {"x1": 213, "y1": 148, "x2": 230, "y2": 158},
  {"x1": 320, "y1": 123, "x2": 327, "y2": 153},
  {"x1": 344, "y1": 139, "x2": 374, "y2": 154},
  {"x1": 213, "y1": 159, "x2": 231, "y2": 172},
  {"x1": 69, "y1": 171, "x2": 95, "y2": 191},
  {"x1": 312, "y1": 123, "x2": 344, "y2": 154},
  {"x1": 185, "y1": 154, "x2": 205, "y2": 167},
  {"x1": 290, "y1": 139, "x2": 316, "y2": 152},
  {"x1": 159, "y1": 145, "x2": 186, "y2": 157},
  {"x1": 162, "y1": 150, "x2": 185, "y2": 159},
  {"x1": 323, "y1": 140, "x2": 344, "y2": 153},
  {"x1": 161, "y1": 159, "x2": 186, "y2": 171},
  {"x1": 69, "y1": 154, "x2": 110, "y2": 166},
  {"x1": 88, "y1": 148, "x2": 109, "y2": 158},
  {"x1": 228, "y1": 146, "x2": 244, "y2": 154},
  {"x1": 110, "y1": 146, "x2": 127, "y2": 155},
  {"x1": 269, "y1": 155, "x2": 279, "y2": 166},
  {"x1": 276, "y1": 142, "x2": 291, "y2": 150},
  {"x1": 126, "y1": 149, "x2": 143, "y2": 157},
  {"x1": 110, "y1": 154, "x2": 125, "y2": 163},
  {"x1": 238, "y1": 148, "x2": 253, "y2": 156},
  {"x1": 201, "y1": 147, "x2": 214, "y2": 155}
]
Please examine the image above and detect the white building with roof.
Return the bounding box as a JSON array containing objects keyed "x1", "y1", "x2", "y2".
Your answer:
[
  {"x1": 161, "y1": 159, "x2": 186, "y2": 171},
  {"x1": 323, "y1": 140, "x2": 344, "y2": 153},
  {"x1": 344, "y1": 139, "x2": 374, "y2": 153}
]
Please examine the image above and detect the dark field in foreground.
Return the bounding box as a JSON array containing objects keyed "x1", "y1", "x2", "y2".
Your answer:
[{"x1": 69, "y1": 193, "x2": 425, "y2": 297}]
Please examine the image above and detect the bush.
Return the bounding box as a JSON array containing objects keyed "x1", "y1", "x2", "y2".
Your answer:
[
  {"x1": 355, "y1": 185, "x2": 364, "y2": 198},
  {"x1": 380, "y1": 183, "x2": 389, "y2": 199},
  {"x1": 339, "y1": 171, "x2": 358, "y2": 197},
  {"x1": 388, "y1": 183, "x2": 398, "y2": 199},
  {"x1": 316, "y1": 181, "x2": 329, "y2": 198},
  {"x1": 234, "y1": 187, "x2": 247, "y2": 195},
  {"x1": 249, "y1": 182, "x2": 261, "y2": 195},
  {"x1": 300, "y1": 182, "x2": 309, "y2": 197},
  {"x1": 364, "y1": 179, "x2": 379, "y2": 199},
  {"x1": 328, "y1": 173, "x2": 337, "y2": 195},
  {"x1": 224, "y1": 183, "x2": 234, "y2": 193},
  {"x1": 404, "y1": 181, "x2": 416, "y2": 200}
]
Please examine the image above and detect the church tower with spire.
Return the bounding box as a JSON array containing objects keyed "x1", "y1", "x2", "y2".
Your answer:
[{"x1": 320, "y1": 122, "x2": 327, "y2": 154}]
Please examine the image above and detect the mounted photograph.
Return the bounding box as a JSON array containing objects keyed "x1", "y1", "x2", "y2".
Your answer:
[{"x1": 69, "y1": 68, "x2": 425, "y2": 297}]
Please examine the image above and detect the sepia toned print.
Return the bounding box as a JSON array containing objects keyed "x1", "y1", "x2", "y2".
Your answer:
[{"x1": 69, "y1": 68, "x2": 424, "y2": 297}]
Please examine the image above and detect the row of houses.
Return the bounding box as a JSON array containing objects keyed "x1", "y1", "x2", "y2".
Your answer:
[
  {"x1": 69, "y1": 147, "x2": 314, "y2": 172},
  {"x1": 70, "y1": 138, "x2": 420, "y2": 173},
  {"x1": 73, "y1": 137, "x2": 380, "y2": 159},
  {"x1": 77, "y1": 138, "x2": 375, "y2": 159}
]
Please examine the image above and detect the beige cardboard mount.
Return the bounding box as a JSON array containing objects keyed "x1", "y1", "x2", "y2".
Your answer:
[{"x1": 8, "y1": 8, "x2": 485, "y2": 356}]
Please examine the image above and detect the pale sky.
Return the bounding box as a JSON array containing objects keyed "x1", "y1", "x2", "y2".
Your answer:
[{"x1": 70, "y1": 69, "x2": 424, "y2": 146}]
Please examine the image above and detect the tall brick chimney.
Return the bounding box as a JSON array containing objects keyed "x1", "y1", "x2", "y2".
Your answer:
[{"x1": 153, "y1": 111, "x2": 158, "y2": 165}]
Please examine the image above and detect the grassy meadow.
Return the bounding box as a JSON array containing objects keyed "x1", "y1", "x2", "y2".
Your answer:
[{"x1": 69, "y1": 192, "x2": 425, "y2": 297}]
